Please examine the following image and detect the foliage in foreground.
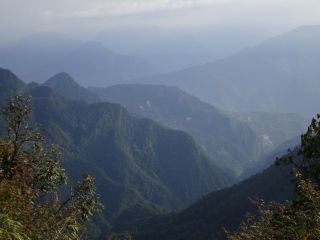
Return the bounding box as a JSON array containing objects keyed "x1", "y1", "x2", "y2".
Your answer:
[
  {"x1": 226, "y1": 114, "x2": 320, "y2": 239},
  {"x1": 0, "y1": 95, "x2": 102, "y2": 240}
]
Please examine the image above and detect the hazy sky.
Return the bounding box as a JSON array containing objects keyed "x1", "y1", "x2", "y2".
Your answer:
[{"x1": 1, "y1": 0, "x2": 320, "y2": 41}]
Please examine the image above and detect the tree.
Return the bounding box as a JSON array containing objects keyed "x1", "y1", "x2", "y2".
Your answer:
[
  {"x1": 0, "y1": 95, "x2": 103, "y2": 240},
  {"x1": 226, "y1": 114, "x2": 320, "y2": 240}
]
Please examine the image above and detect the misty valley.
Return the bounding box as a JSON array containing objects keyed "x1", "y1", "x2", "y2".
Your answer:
[{"x1": 1, "y1": 2, "x2": 320, "y2": 239}]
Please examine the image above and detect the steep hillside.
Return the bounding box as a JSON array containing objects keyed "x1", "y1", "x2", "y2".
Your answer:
[
  {"x1": 122, "y1": 163, "x2": 295, "y2": 240},
  {"x1": 236, "y1": 112, "x2": 308, "y2": 152},
  {"x1": 240, "y1": 135, "x2": 301, "y2": 179},
  {"x1": 91, "y1": 84, "x2": 262, "y2": 175},
  {"x1": 136, "y1": 25, "x2": 320, "y2": 116},
  {"x1": 0, "y1": 67, "x2": 28, "y2": 103},
  {"x1": 0, "y1": 67, "x2": 235, "y2": 238},
  {"x1": 92, "y1": 84, "x2": 307, "y2": 175}
]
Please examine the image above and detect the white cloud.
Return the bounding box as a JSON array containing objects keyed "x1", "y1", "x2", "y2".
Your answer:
[
  {"x1": 53, "y1": 0, "x2": 230, "y2": 18},
  {"x1": 1, "y1": 0, "x2": 320, "y2": 42}
]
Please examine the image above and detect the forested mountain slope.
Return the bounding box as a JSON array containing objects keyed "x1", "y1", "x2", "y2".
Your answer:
[
  {"x1": 0, "y1": 67, "x2": 235, "y2": 239},
  {"x1": 123, "y1": 163, "x2": 294, "y2": 240},
  {"x1": 91, "y1": 84, "x2": 262, "y2": 175},
  {"x1": 91, "y1": 84, "x2": 306, "y2": 175}
]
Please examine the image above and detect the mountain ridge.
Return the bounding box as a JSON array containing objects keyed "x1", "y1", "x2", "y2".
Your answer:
[
  {"x1": 44, "y1": 72, "x2": 101, "y2": 103},
  {"x1": 91, "y1": 83, "x2": 307, "y2": 175},
  {"x1": 121, "y1": 163, "x2": 295, "y2": 240},
  {"x1": 0, "y1": 33, "x2": 157, "y2": 86},
  {"x1": 134, "y1": 25, "x2": 320, "y2": 116},
  {"x1": 0, "y1": 67, "x2": 235, "y2": 239}
]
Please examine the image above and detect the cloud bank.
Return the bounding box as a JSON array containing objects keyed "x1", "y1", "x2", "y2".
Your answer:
[{"x1": 1, "y1": 0, "x2": 320, "y2": 41}]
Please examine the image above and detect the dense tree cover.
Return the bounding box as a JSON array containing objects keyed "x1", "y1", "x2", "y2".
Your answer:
[
  {"x1": 226, "y1": 179, "x2": 320, "y2": 240},
  {"x1": 92, "y1": 85, "x2": 307, "y2": 176},
  {"x1": 0, "y1": 67, "x2": 236, "y2": 239},
  {"x1": 0, "y1": 95, "x2": 102, "y2": 239},
  {"x1": 119, "y1": 164, "x2": 293, "y2": 240},
  {"x1": 227, "y1": 114, "x2": 320, "y2": 239},
  {"x1": 91, "y1": 84, "x2": 263, "y2": 176}
]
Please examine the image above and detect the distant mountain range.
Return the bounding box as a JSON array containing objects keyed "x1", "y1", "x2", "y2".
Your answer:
[
  {"x1": 91, "y1": 84, "x2": 262, "y2": 175},
  {"x1": 1, "y1": 24, "x2": 313, "y2": 238},
  {"x1": 0, "y1": 25, "x2": 317, "y2": 240},
  {"x1": 42, "y1": 73, "x2": 307, "y2": 176},
  {"x1": 0, "y1": 33, "x2": 156, "y2": 86},
  {"x1": 135, "y1": 25, "x2": 320, "y2": 116},
  {"x1": 28, "y1": 71, "x2": 306, "y2": 240},
  {"x1": 89, "y1": 83, "x2": 307, "y2": 175},
  {"x1": 0, "y1": 67, "x2": 234, "y2": 239},
  {"x1": 96, "y1": 26, "x2": 269, "y2": 72}
]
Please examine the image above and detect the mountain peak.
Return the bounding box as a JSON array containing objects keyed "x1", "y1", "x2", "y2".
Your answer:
[
  {"x1": 43, "y1": 72, "x2": 100, "y2": 103},
  {"x1": 0, "y1": 67, "x2": 28, "y2": 102},
  {"x1": 45, "y1": 72, "x2": 78, "y2": 87},
  {"x1": 0, "y1": 67, "x2": 26, "y2": 88},
  {"x1": 0, "y1": 67, "x2": 17, "y2": 79}
]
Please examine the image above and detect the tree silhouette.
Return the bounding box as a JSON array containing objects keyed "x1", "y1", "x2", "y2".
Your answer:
[
  {"x1": 227, "y1": 114, "x2": 320, "y2": 240},
  {"x1": 0, "y1": 95, "x2": 103, "y2": 240}
]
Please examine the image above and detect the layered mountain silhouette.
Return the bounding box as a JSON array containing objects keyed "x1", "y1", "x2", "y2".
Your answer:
[
  {"x1": 0, "y1": 33, "x2": 156, "y2": 86},
  {"x1": 91, "y1": 84, "x2": 262, "y2": 175},
  {"x1": 0, "y1": 25, "x2": 314, "y2": 240},
  {"x1": 118, "y1": 162, "x2": 295, "y2": 240},
  {"x1": 90, "y1": 84, "x2": 307, "y2": 175},
  {"x1": 42, "y1": 74, "x2": 306, "y2": 176},
  {"x1": 44, "y1": 72, "x2": 101, "y2": 103},
  {"x1": 135, "y1": 25, "x2": 320, "y2": 116},
  {"x1": 0, "y1": 67, "x2": 235, "y2": 239}
]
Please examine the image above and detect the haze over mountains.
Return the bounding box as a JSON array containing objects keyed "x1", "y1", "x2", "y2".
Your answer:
[
  {"x1": 135, "y1": 25, "x2": 320, "y2": 116},
  {"x1": 3, "y1": 25, "x2": 320, "y2": 118},
  {"x1": 121, "y1": 162, "x2": 295, "y2": 240},
  {"x1": 40, "y1": 72, "x2": 307, "y2": 176},
  {"x1": 90, "y1": 83, "x2": 307, "y2": 175},
  {"x1": 96, "y1": 27, "x2": 270, "y2": 72},
  {"x1": 0, "y1": 26, "x2": 269, "y2": 86},
  {"x1": 0, "y1": 21, "x2": 318, "y2": 240},
  {"x1": 0, "y1": 33, "x2": 156, "y2": 86},
  {"x1": 2, "y1": 25, "x2": 319, "y2": 117},
  {"x1": 91, "y1": 84, "x2": 262, "y2": 174},
  {"x1": 1, "y1": 65, "x2": 304, "y2": 240},
  {"x1": 0, "y1": 67, "x2": 236, "y2": 238}
]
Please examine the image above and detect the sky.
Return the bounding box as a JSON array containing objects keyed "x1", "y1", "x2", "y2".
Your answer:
[{"x1": 1, "y1": 0, "x2": 320, "y2": 41}]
